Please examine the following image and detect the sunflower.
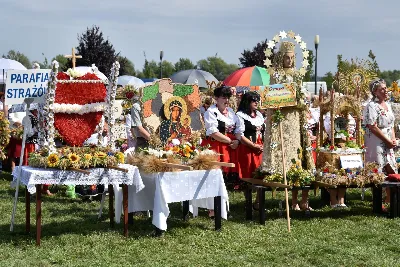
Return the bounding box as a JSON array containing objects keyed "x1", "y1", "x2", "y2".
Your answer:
[
  {"x1": 114, "y1": 152, "x2": 125, "y2": 164},
  {"x1": 84, "y1": 154, "x2": 93, "y2": 161},
  {"x1": 95, "y1": 151, "x2": 107, "y2": 159},
  {"x1": 68, "y1": 153, "x2": 80, "y2": 163},
  {"x1": 47, "y1": 154, "x2": 60, "y2": 168}
]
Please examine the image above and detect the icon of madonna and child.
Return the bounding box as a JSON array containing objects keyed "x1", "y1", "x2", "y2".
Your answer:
[{"x1": 159, "y1": 96, "x2": 193, "y2": 144}]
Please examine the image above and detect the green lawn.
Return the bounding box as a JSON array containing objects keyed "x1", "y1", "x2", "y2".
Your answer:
[{"x1": 0, "y1": 172, "x2": 399, "y2": 267}]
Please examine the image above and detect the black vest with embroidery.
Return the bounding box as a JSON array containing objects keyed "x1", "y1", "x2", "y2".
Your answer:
[
  {"x1": 214, "y1": 112, "x2": 235, "y2": 135},
  {"x1": 242, "y1": 117, "x2": 264, "y2": 142}
]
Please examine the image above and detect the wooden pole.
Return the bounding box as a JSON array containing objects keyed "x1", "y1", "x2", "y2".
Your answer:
[
  {"x1": 319, "y1": 88, "x2": 324, "y2": 146},
  {"x1": 279, "y1": 120, "x2": 291, "y2": 232}
]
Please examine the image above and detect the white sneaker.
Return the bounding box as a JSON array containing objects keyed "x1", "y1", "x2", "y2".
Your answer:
[
  {"x1": 330, "y1": 204, "x2": 338, "y2": 208},
  {"x1": 338, "y1": 204, "x2": 347, "y2": 208}
]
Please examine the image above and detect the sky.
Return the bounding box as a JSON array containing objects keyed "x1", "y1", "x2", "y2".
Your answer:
[{"x1": 1, "y1": 0, "x2": 399, "y2": 76}]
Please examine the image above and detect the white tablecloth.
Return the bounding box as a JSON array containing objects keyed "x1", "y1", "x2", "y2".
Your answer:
[
  {"x1": 11, "y1": 164, "x2": 144, "y2": 194},
  {"x1": 119, "y1": 168, "x2": 229, "y2": 231}
]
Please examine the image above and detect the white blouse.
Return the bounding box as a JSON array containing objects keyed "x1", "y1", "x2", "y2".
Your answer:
[
  {"x1": 236, "y1": 111, "x2": 264, "y2": 127},
  {"x1": 204, "y1": 104, "x2": 243, "y2": 138}
]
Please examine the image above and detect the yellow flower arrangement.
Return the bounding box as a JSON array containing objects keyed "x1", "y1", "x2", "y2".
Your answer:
[
  {"x1": 183, "y1": 145, "x2": 193, "y2": 158},
  {"x1": 114, "y1": 152, "x2": 125, "y2": 164},
  {"x1": 84, "y1": 154, "x2": 92, "y2": 161},
  {"x1": 47, "y1": 154, "x2": 60, "y2": 168}
]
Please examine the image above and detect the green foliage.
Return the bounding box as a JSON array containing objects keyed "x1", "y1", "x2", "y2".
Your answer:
[
  {"x1": 303, "y1": 50, "x2": 315, "y2": 82},
  {"x1": 118, "y1": 56, "x2": 136, "y2": 76},
  {"x1": 380, "y1": 70, "x2": 400, "y2": 85},
  {"x1": 52, "y1": 54, "x2": 69, "y2": 72},
  {"x1": 197, "y1": 56, "x2": 238, "y2": 81},
  {"x1": 73, "y1": 25, "x2": 118, "y2": 77},
  {"x1": 141, "y1": 59, "x2": 157, "y2": 79},
  {"x1": 272, "y1": 109, "x2": 285, "y2": 124},
  {"x1": 368, "y1": 50, "x2": 380, "y2": 75},
  {"x1": 159, "y1": 60, "x2": 175, "y2": 78},
  {"x1": 173, "y1": 84, "x2": 194, "y2": 97},
  {"x1": 321, "y1": 71, "x2": 335, "y2": 89},
  {"x1": 142, "y1": 82, "x2": 159, "y2": 102},
  {"x1": 2, "y1": 50, "x2": 31, "y2": 68},
  {"x1": 138, "y1": 59, "x2": 176, "y2": 79},
  {"x1": 174, "y1": 58, "x2": 195, "y2": 72},
  {"x1": 239, "y1": 39, "x2": 272, "y2": 68}
]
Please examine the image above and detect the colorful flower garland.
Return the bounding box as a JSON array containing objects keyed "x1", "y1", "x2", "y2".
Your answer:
[
  {"x1": 29, "y1": 146, "x2": 124, "y2": 170},
  {"x1": 105, "y1": 61, "x2": 120, "y2": 151},
  {"x1": 41, "y1": 60, "x2": 58, "y2": 152}
]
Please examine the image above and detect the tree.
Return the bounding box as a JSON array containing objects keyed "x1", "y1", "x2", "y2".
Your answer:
[
  {"x1": 368, "y1": 50, "x2": 380, "y2": 75},
  {"x1": 140, "y1": 59, "x2": 157, "y2": 79},
  {"x1": 174, "y1": 58, "x2": 195, "y2": 72},
  {"x1": 197, "y1": 56, "x2": 238, "y2": 81},
  {"x1": 159, "y1": 60, "x2": 175, "y2": 78},
  {"x1": 118, "y1": 56, "x2": 136, "y2": 76},
  {"x1": 51, "y1": 54, "x2": 69, "y2": 72},
  {"x1": 239, "y1": 39, "x2": 272, "y2": 68},
  {"x1": 303, "y1": 50, "x2": 315, "y2": 82},
  {"x1": 321, "y1": 71, "x2": 334, "y2": 89},
  {"x1": 72, "y1": 25, "x2": 118, "y2": 77},
  {"x1": 2, "y1": 50, "x2": 31, "y2": 68},
  {"x1": 380, "y1": 70, "x2": 400, "y2": 85}
]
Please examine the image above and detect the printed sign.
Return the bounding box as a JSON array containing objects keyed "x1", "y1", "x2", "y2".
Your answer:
[
  {"x1": 340, "y1": 155, "x2": 363, "y2": 169},
  {"x1": 5, "y1": 69, "x2": 51, "y2": 105},
  {"x1": 260, "y1": 83, "x2": 297, "y2": 109}
]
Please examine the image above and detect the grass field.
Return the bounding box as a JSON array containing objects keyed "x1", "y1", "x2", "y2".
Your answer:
[{"x1": 0, "y1": 172, "x2": 399, "y2": 267}]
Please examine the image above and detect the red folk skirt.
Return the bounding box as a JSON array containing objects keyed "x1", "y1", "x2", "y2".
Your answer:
[
  {"x1": 237, "y1": 136, "x2": 263, "y2": 179},
  {"x1": 7, "y1": 137, "x2": 35, "y2": 165},
  {"x1": 201, "y1": 133, "x2": 238, "y2": 173},
  {"x1": 311, "y1": 140, "x2": 317, "y2": 164}
]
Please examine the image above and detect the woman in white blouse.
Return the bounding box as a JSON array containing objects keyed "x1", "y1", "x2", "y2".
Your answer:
[
  {"x1": 203, "y1": 86, "x2": 243, "y2": 217},
  {"x1": 364, "y1": 78, "x2": 397, "y2": 209}
]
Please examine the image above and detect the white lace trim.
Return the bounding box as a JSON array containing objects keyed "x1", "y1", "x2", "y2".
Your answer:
[
  {"x1": 11, "y1": 164, "x2": 144, "y2": 194},
  {"x1": 236, "y1": 111, "x2": 264, "y2": 127}
]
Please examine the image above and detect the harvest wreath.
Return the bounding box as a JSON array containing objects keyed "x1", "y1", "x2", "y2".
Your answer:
[{"x1": 29, "y1": 60, "x2": 124, "y2": 172}]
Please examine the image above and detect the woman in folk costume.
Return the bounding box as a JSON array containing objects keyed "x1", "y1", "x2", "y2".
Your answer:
[
  {"x1": 203, "y1": 85, "x2": 243, "y2": 186},
  {"x1": 262, "y1": 41, "x2": 315, "y2": 210},
  {"x1": 203, "y1": 85, "x2": 243, "y2": 218},
  {"x1": 236, "y1": 91, "x2": 264, "y2": 179},
  {"x1": 236, "y1": 91, "x2": 265, "y2": 210}
]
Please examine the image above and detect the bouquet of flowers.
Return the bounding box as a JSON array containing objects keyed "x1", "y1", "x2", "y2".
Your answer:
[
  {"x1": 256, "y1": 159, "x2": 315, "y2": 186},
  {"x1": 115, "y1": 138, "x2": 128, "y2": 152}
]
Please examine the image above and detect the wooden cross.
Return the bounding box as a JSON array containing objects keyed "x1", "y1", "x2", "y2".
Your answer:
[{"x1": 64, "y1": 47, "x2": 82, "y2": 69}]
